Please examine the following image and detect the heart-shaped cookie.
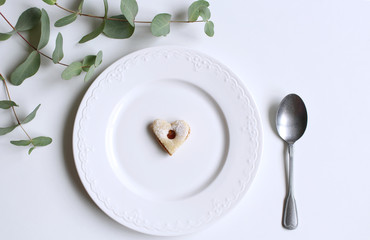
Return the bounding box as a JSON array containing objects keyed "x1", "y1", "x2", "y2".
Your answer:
[{"x1": 151, "y1": 119, "x2": 191, "y2": 156}]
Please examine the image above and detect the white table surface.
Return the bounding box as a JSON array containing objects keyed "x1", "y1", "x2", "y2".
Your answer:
[{"x1": 1, "y1": 0, "x2": 370, "y2": 239}]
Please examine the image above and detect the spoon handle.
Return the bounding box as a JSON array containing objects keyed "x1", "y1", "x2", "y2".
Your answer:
[
  {"x1": 283, "y1": 144, "x2": 298, "y2": 230},
  {"x1": 283, "y1": 192, "x2": 298, "y2": 229}
]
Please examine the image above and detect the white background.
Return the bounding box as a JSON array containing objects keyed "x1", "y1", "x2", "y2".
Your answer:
[{"x1": 1, "y1": 0, "x2": 370, "y2": 239}]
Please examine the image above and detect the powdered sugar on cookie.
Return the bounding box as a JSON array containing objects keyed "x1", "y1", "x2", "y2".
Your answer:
[{"x1": 151, "y1": 119, "x2": 190, "y2": 156}]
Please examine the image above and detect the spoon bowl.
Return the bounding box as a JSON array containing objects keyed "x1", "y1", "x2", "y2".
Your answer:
[{"x1": 276, "y1": 94, "x2": 307, "y2": 143}]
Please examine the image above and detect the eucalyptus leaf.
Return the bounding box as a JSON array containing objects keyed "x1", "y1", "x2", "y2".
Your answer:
[
  {"x1": 0, "y1": 125, "x2": 17, "y2": 136},
  {"x1": 0, "y1": 0, "x2": 6, "y2": 6},
  {"x1": 0, "y1": 100, "x2": 18, "y2": 109},
  {"x1": 10, "y1": 51, "x2": 41, "y2": 86},
  {"x1": 62, "y1": 62, "x2": 82, "y2": 80},
  {"x1": 38, "y1": 9, "x2": 50, "y2": 50},
  {"x1": 10, "y1": 139, "x2": 31, "y2": 146},
  {"x1": 52, "y1": 32, "x2": 64, "y2": 63},
  {"x1": 84, "y1": 64, "x2": 95, "y2": 82},
  {"x1": 82, "y1": 55, "x2": 95, "y2": 65},
  {"x1": 188, "y1": 0, "x2": 209, "y2": 21},
  {"x1": 0, "y1": 32, "x2": 12, "y2": 41},
  {"x1": 199, "y1": 7, "x2": 211, "y2": 21},
  {"x1": 120, "y1": 0, "x2": 138, "y2": 27},
  {"x1": 42, "y1": 0, "x2": 56, "y2": 5},
  {"x1": 15, "y1": 8, "x2": 41, "y2": 32},
  {"x1": 22, "y1": 104, "x2": 41, "y2": 124},
  {"x1": 82, "y1": 55, "x2": 95, "y2": 72},
  {"x1": 78, "y1": 0, "x2": 84, "y2": 12},
  {"x1": 95, "y1": 51, "x2": 103, "y2": 66},
  {"x1": 81, "y1": 51, "x2": 102, "y2": 72},
  {"x1": 204, "y1": 20, "x2": 214, "y2": 37},
  {"x1": 28, "y1": 147, "x2": 35, "y2": 154},
  {"x1": 151, "y1": 13, "x2": 171, "y2": 37},
  {"x1": 32, "y1": 136, "x2": 52, "y2": 146},
  {"x1": 79, "y1": 21, "x2": 105, "y2": 43},
  {"x1": 0, "y1": 74, "x2": 4, "y2": 81},
  {"x1": 103, "y1": 15, "x2": 134, "y2": 39},
  {"x1": 54, "y1": 13, "x2": 77, "y2": 27}
]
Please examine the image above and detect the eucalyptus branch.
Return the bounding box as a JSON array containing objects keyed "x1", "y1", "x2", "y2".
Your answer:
[
  {"x1": 47, "y1": 0, "x2": 214, "y2": 39},
  {"x1": 0, "y1": 74, "x2": 52, "y2": 154},
  {"x1": 54, "y1": 3, "x2": 203, "y2": 24},
  {"x1": 0, "y1": 12, "x2": 68, "y2": 67},
  {"x1": 1, "y1": 74, "x2": 33, "y2": 142},
  {"x1": 0, "y1": 8, "x2": 103, "y2": 84}
]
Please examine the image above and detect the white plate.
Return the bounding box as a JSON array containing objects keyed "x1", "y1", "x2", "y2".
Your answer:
[{"x1": 73, "y1": 47, "x2": 262, "y2": 236}]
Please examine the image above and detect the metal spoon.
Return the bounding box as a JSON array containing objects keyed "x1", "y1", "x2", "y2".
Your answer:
[{"x1": 276, "y1": 94, "x2": 308, "y2": 230}]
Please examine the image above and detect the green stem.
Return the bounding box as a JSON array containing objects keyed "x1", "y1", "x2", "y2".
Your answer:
[
  {"x1": 0, "y1": 74, "x2": 34, "y2": 145},
  {"x1": 0, "y1": 12, "x2": 69, "y2": 67},
  {"x1": 54, "y1": 3, "x2": 204, "y2": 23}
]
